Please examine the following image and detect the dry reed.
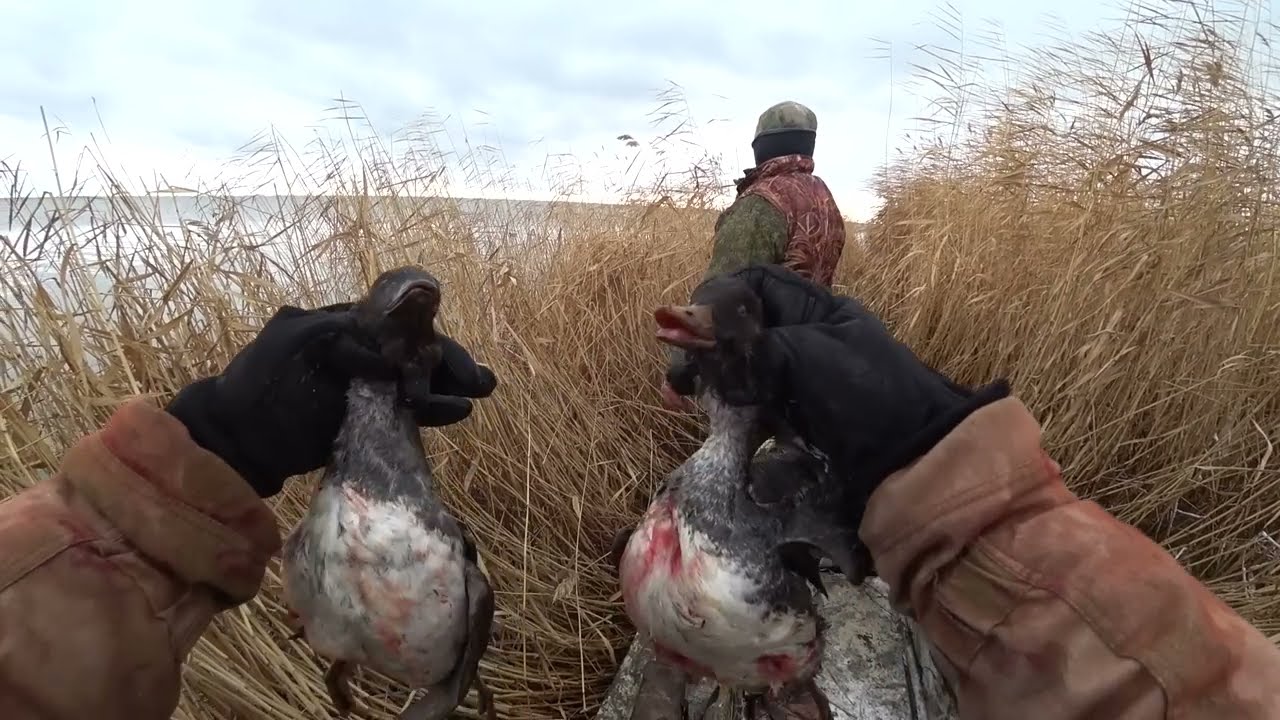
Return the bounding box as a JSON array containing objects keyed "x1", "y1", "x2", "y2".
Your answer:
[{"x1": 2, "y1": 1, "x2": 1278, "y2": 718}]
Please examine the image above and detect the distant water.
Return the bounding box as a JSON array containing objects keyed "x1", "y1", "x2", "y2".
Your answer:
[
  {"x1": 2, "y1": 194, "x2": 310, "y2": 237},
  {"x1": 0, "y1": 193, "x2": 656, "y2": 381},
  {"x1": 0, "y1": 194, "x2": 622, "y2": 252},
  {"x1": 0, "y1": 193, "x2": 652, "y2": 292},
  {"x1": 0, "y1": 193, "x2": 653, "y2": 322}
]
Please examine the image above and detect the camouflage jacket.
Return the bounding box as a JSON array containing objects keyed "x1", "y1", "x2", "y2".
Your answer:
[{"x1": 704, "y1": 154, "x2": 847, "y2": 287}]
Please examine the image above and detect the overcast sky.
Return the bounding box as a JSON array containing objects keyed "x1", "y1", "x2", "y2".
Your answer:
[{"x1": 1, "y1": 0, "x2": 1125, "y2": 220}]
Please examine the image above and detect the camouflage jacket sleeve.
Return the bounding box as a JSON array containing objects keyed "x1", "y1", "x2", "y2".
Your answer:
[
  {"x1": 0, "y1": 400, "x2": 281, "y2": 720},
  {"x1": 664, "y1": 196, "x2": 789, "y2": 371},
  {"x1": 862, "y1": 397, "x2": 1280, "y2": 719},
  {"x1": 703, "y1": 194, "x2": 788, "y2": 281}
]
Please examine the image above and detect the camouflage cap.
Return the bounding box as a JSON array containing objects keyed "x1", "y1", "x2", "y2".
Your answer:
[{"x1": 753, "y1": 101, "x2": 818, "y2": 140}]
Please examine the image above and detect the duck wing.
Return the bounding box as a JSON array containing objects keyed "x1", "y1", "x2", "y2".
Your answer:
[
  {"x1": 776, "y1": 540, "x2": 828, "y2": 596},
  {"x1": 609, "y1": 472, "x2": 680, "y2": 573},
  {"x1": 609, "y1": 525, "x2": 637, "y2": 574},
  {"x1": 402, "y1": 527, "x2": 496, "y2": 720},
  {"x1": 748, "y1": 438, "x2": 870, "y2": 591}
]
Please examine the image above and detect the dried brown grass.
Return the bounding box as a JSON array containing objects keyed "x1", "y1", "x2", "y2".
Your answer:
[
  {"x1": 2, "y1": 1, "x2": 1279, "y2": 718},
  {"x1": 858, "y1": 0, "x2": 1280, "y2": 629}
]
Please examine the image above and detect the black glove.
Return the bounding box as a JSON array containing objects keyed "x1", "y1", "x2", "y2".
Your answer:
[
  {"x1": 166, "y1": 304, "x2": 497, "y2": 498},
  {"x1": 714, "y1": 264, "x2": 1010, "y2": 514},
  {"x1": 403, "y1": 333, "x2": 499, "y2": 426},
  {"x1": 316, "y1": 301, "x2": 497, "y2": 427}
]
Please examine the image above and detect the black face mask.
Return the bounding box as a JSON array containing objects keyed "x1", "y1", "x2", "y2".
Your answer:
[{"x1": 751, "y1": 130, "x2": 816, "y2": 166}]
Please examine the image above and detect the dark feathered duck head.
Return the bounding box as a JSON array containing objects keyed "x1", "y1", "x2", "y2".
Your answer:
[
  {"x1": 353, "y1": 265, "x2": 444, "y2": 369},
  {"x1": 654, "y1": 274, "x2": 767, "y2": 406}
]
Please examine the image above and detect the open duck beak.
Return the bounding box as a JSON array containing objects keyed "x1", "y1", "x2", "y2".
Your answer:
[
  {"x1": 384, "y1": 278, "x2": 441, "y2": 319},
  {"x1": 654, "y1": 304, "x2": 716, "y2": 350}
]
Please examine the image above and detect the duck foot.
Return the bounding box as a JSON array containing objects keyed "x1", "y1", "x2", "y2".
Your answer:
[
  {"x1": 475, "y1": 676, "x2": 497, "y2": 720},
  {"x1": 698, "y1": 684, "x2": 722, "y2": 719},
  {"x1": 701, "y1": 686, "x2": 743, "y2": 720},
  {"x1": 398, "y1": 674, "x2": 497, "y2": 720},
  {"x1": 325, "y1": 660, "x2": 358, "y2": 718},
  {"x1": 743, "y1": 679, "x2": 832, "y2": 720},
  {"x1": 743, "y1": 693, "x2": 785, "y2": 720}
]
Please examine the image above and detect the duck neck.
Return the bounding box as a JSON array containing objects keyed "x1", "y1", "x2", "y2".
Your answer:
[
  {"x1": 681, "y1": 393, "x2": 759, "y2": 498},
  {"x1": 324, "y1": 378, "x2": 438, "y2": 503}
]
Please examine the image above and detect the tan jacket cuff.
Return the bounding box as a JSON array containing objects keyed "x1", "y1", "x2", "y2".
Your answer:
[
  {"x1": 59, "y1": 399, "x2": 281, "y2": 604},
  {"x1": 861, "y1": 397, "x2": 1072, "y2": 608},
  {"x1": 859, "y1": 397, "x2": 1280, "y2": 717}
]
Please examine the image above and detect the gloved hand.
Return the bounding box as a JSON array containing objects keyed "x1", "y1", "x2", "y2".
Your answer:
[
  {"x1": 166, "y1": 303, "x2": 497, "y2": 497},
  {"x1": 708, "y1": 264, "x2": 1010, "y2": 519}
]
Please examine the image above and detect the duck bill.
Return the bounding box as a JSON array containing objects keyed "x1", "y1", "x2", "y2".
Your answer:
[
  {"x1": 385, "y1": 279, "x2": 441, "y2": 320},
  {"x1": 654, "y1": 304, "x2": 716, "y2": 350}
]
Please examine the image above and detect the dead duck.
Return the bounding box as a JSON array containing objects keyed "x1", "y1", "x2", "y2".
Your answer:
[
  {"x1": 281, "y1": 266, "x2": 497, "y2": 720},
  {"x1": 614, "y1": 274, "x2": 865, "y2": 720}
]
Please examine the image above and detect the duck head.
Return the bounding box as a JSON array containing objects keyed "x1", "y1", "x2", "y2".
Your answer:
[
  {"x1": 353, "y1": 265, "x2": 444, "y2": 369},
  {"x1": 654, "y1": 274, "x2": 767, "y2": 407}
]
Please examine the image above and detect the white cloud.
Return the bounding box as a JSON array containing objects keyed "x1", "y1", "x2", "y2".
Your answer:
[{"x1": 1, "y1": 0, "x2": 1120, "y2": 221}]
